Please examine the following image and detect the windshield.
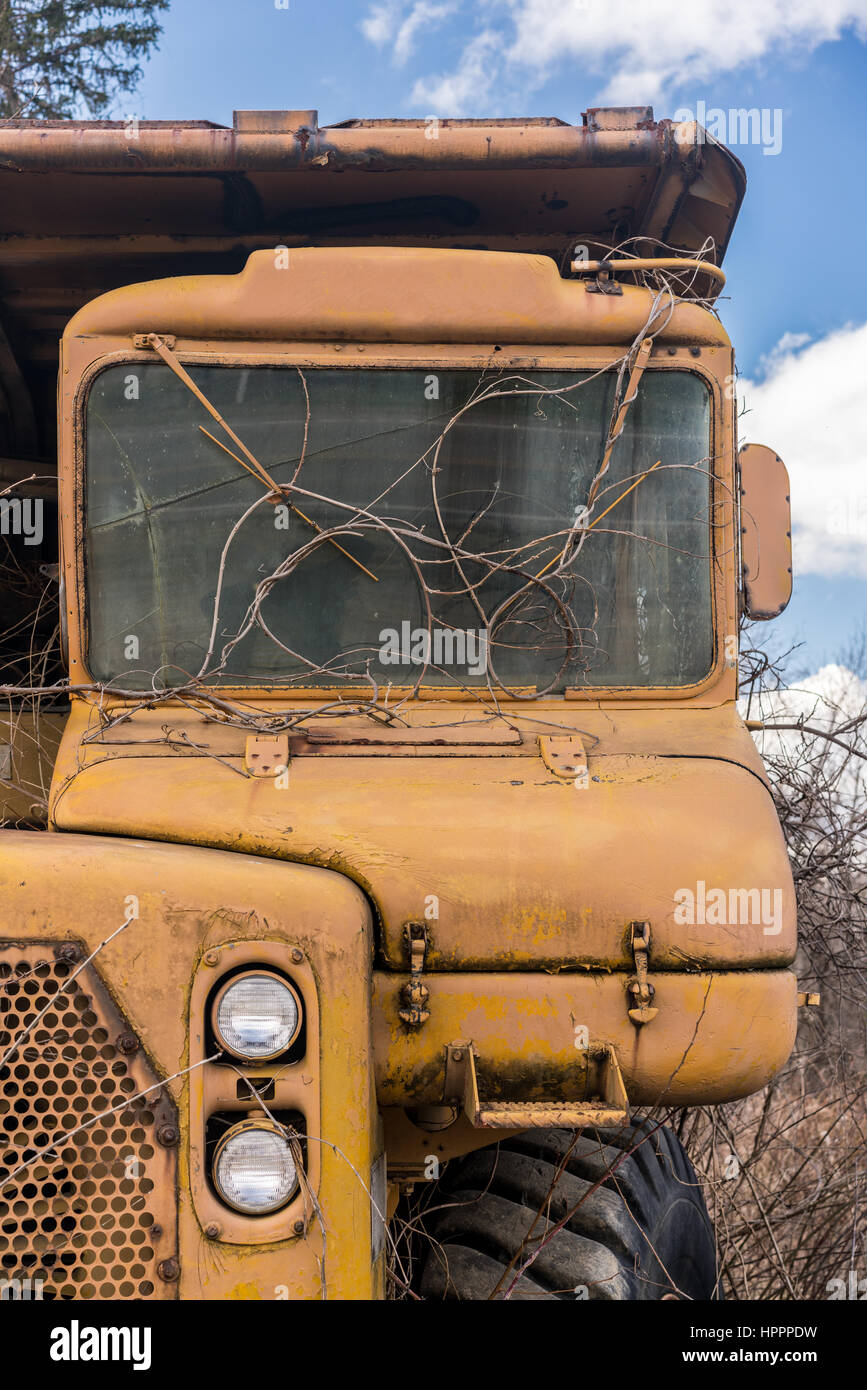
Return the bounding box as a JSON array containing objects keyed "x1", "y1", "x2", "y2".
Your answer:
[{"x1": 83, "y1": 362, "x2": 713, "y2": 694}]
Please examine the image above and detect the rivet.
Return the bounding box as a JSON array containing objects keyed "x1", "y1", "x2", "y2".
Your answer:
[
  {"x1": 157, "y1": 1124, "x2": 179, "y2": 1147},
  {"x1": 55, "y1": 943, "x2": 79, "y2": 964},
  {"x1": 293, "y1": 1219, "x2": 305, "y2": 1236},
  {"x1": 157, "y1": 1257, "x2": 180, "y2": 1282},
  {"x1": 452, "y1": 1049, "x2": 462, "y2": 1061},
  {"x1": 116, "y1": 1032, "x2": 139, "y2": 1055},
  {"x1": 204, "y1": 1222, "x2": 221, "y2": 1239}
]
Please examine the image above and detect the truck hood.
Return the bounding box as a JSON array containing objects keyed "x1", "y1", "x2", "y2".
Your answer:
[{"x1": 49, "y1": 700, "x2": 795, "y2": 973}]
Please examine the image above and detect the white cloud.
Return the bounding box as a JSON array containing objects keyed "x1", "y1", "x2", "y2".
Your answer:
[
  {"x1": 360, "y1": 2, "x2": 398, "y2": 47},
  {"x1": 362, "y1": 0, "x2": 867, "y2": 112},
  {"x1": 738, "y1": 322, "x2": 867, "y2": 579},
  {"x1": 411, "y1": 29, "x2": 502, "y2": 111},
  {"x1": 756, "y1": 331, "x2": 812, "y2": 378},
  {"x1": 361, "y1": 1, "x2": 459, "y2": 69},
  {"x1": 503, "y1": 0, "x2": 867, "y2": 103}
]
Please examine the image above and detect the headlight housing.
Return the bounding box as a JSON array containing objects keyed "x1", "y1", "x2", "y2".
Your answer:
[
  {"x1": 213, "y1": 1118, "x2": 298, "y2": 1214},
  {"x1": 212, "y1": 969, "x2": 302, "y2": 1060}
]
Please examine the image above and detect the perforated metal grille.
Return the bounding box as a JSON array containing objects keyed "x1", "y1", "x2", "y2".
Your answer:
[{"x1": 0, "y1": 943, "x2": 178, "y2": 1300}]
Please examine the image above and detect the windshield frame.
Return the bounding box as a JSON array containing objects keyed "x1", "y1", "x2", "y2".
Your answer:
[{"x1": 66, "y1": 342, "x2": 732, "y2": 704}]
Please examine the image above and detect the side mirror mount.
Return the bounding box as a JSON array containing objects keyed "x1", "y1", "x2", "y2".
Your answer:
[{"x1": 738, "y1": 442, "x2": 793, "y2": 620}]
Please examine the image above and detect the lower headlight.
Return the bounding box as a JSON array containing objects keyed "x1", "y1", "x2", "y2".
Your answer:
[{"x1": 213, "y1": 1119, "x2": 299, "y2": 1214}]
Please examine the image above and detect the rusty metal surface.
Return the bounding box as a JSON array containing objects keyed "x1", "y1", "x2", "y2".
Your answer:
[
  {"x1": 739, "y1": 442, "x2": 794, "y2": 620},
  {"x1": 63, "y1": 247, "x2": 733, "y2": 346},
  {"x1": 45, "y1": 252, "x2": 775, "y2": 988},
  {"x1": 0, "y1": 942, "x2": 178, "y2": 1300},
  {"x1": 0, "y1": 109, "x2": 744, "y2": 483},
  {"x1": 0, "y1": 830, "x2": 381, "y2": 1300},
  {"x1": 373, "y1": 969, "x2": 798, "y2": 1109},
  {"x1": 50, "y1": 702, "x2": 796, "y2": 976},
  {"x1": 443, "y1": 1041, "x2": 629, "y2": 1129}
]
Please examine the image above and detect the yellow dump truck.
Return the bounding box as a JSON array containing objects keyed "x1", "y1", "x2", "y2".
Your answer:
[{"x1": 0, "y1": 108, "x2": 796, "y2": 1301}]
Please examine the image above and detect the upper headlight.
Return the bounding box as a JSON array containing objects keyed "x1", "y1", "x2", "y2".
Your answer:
[{"x1": 212, "y1": 970, "x2": 302, "y2": 1060}]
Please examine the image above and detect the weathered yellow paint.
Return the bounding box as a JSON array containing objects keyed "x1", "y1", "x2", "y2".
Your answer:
[
  {"x1": 49, "y1": 700, "x2": 796, "y2": 974},
  {"x1": 373, "y1": 969, "x2": 798, "y2": 1110},
  {"x1": 64, "y1": 247, "x2": 734, "y2": 348},
  {"x1": 0, "y1": 242, "x2": 799, "y2": 1299},
  {"x1": 0, "y1": 830, "x2": 380, "y2": 1301}
]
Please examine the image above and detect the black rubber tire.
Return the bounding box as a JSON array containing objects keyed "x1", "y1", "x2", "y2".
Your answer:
[{"x1": 412, "y1": 1119, "x2": 717, "y2": 1300}]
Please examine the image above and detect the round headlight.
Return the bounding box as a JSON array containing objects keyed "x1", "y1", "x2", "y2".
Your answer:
[
  {"x1": 213, "y1": 1119, "x2": 298, "y2": 1214},
  {"x1": 212, "y1": 970, "x2": 301, "y2": 1060}
]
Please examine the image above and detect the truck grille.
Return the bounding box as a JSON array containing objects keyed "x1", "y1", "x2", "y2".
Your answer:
[{"x1": 0, "y1": 943, "x2": 178, "y2": 1300}]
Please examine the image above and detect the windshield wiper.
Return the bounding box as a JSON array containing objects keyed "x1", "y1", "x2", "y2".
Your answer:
[{"x1": 142, "y1": 333, "x2": 378, "y2": 582}]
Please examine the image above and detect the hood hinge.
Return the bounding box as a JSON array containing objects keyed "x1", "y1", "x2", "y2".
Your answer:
[
  {"x1": 244, "y1": 734, "x2": 289, "y2": 777},
  {"x1": 538, "y1": 733, "x2": 588, "y2": 783}
]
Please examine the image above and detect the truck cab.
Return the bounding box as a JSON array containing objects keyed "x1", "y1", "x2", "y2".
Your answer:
[{"x1": 0, "y1": 109, "x2": 796, "y2": 1301}]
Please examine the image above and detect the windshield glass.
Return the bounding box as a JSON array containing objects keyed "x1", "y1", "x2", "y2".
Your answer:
[{"x1": 83, "y1": 363, "x2": 713, "y2": 693}]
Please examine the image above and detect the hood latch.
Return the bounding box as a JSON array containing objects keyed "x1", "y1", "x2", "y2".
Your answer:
[
  {"x1": 398, "y1": 922, "x2": 430, "y2": 1029},
  {"x1": 627, "y1": 920, "x2": 659, "y2": 1026}
]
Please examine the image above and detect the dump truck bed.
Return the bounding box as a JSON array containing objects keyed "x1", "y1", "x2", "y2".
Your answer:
[{"x1": 0, "y1": 107, "x2": 744, "y2": 485}]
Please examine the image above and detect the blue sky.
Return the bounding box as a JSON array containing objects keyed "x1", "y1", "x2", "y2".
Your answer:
[{"x1": 126, "y1": 0, "x2": 867, "y2": 674}]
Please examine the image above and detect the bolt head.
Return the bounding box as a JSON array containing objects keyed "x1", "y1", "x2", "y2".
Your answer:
[
  {"x1": 157, "y1": 1124, "x2": 179, "y2": 1147},
  {"x1": 116, "y1": 1032, "x2": 139, "y2": 1055},
  {"x1": 452, "y1": 1049, "x2": 462, "y2": 1061},
  {"x1": 55, "y1": 943, "x2": 79, "y2": 964},
  {"x1": 291, "y1": 948, "x2": 303, "y2": 964},
  {"x1": 157, "y1": 1257, "x2": 180, "y2": 1282},
  {"x1": 293, "y1": 1219, "x2": 305, "y2": 1236},
  {"x1": 204, "y1": 1222, "x2": 221, "y2": 1239},
  {"x1": 204, "y1": 949, "x2": 220, "y2": 966}
]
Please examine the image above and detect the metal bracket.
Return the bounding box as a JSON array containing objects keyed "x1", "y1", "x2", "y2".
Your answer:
[
  {"x1": 398, "y1": 922, "x2": 430, "y2": 1028},
  {"x1": 443, "y1": 1042, "x2": 628, "y2": 1129},
  {"x1": 133, "y1": 332, "x2": 176, "y2": 349},
  {"x1": 585, "y1": 264, "x2": 623, "y2": 296},
  {"x1": 539, "y1": 733, "x2": 588, "y2": 783},
  {"x1": 627, "y1": 920, "x2": 658, "y2": 1025},
  {"x1": 244, "y1": 734, "x2": 289, "y2": 777}
]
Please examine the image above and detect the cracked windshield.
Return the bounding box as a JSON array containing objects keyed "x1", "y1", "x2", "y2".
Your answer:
[{"x1": 84, "y1": 363, "x2": 712, "y2": 693}]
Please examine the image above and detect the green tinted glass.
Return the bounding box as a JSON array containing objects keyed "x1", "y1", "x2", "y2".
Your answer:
[{"x1": 84, "y1": 364, "x2": 713, "y2": 691}]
